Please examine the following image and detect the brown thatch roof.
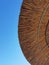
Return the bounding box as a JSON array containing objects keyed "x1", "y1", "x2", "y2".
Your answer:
[{"x1": 18, "y1": 0, "x2": 49, "y2": 65}]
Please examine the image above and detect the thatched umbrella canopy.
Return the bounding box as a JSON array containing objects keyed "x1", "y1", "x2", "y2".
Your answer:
[{"x1": 18, "y1": 0, "x2": 49, "y2": 65}]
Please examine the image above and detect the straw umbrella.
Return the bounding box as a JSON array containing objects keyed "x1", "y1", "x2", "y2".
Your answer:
[{"x1": 18, "y1": 0, "x2": 49, "y2": 65}]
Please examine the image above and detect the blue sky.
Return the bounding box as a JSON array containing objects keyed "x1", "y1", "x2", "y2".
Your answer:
[{"x1": 0, "y1": 0, "x2": 30, "y2": 65}]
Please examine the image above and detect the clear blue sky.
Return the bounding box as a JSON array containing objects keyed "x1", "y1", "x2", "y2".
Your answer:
[{"x1": 0, "y1": 0, "x2": 30, "y2": 65}]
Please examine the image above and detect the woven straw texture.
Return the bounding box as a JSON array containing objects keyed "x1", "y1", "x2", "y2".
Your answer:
[{"x1": 18, "y1": 0, "x2": 49, "y2": 65}]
